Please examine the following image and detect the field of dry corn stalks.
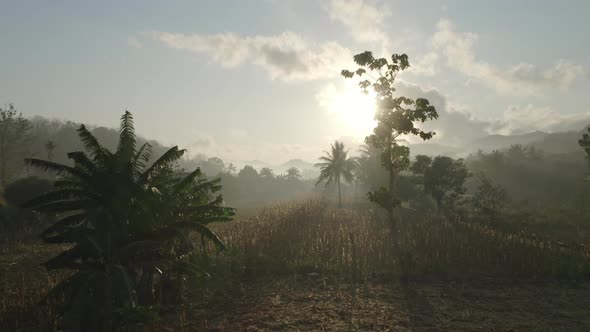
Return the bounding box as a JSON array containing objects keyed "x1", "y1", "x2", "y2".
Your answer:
[
  {"x1": 2, "y1": 200, "x2": 590, "y2": 330},
  {"x1": 209, "y1": 200, "x2": 590, "y2": 279}
]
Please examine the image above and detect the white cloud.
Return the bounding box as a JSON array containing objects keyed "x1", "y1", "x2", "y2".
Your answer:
[
  {"x1": 432, "y1": 19, "x2": 584, "y2": 95},
  {"x1": 409, "y1": 52, "x2": 439, "y2": 76},
  {"x1": 150, "y1": 31, "x2": 352, "y2": 81},
  {"x1": 327, "y1": 0, "x2": 390, "y2": 45},
  {"x1": 495, "y1": 104, "x2": 590, "y2": 134}
]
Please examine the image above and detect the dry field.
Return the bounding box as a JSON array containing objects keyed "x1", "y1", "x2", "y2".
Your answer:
[{"x1": 2, "y1": 200, "x2": 590, "y2": 331}]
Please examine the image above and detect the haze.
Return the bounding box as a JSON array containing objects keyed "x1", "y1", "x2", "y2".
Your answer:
[{"x1": 2, "y1": 0, "x2": 589, "y2": 164}]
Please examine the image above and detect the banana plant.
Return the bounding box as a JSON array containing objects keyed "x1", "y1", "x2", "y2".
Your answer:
[{"x1": 25, "y1": 111, "x2": 234, "y2": 331}]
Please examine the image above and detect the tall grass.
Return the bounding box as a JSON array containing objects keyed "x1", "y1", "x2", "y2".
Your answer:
[{"x1": 207, "y1": 200, "x2": 590, "y2": 280}]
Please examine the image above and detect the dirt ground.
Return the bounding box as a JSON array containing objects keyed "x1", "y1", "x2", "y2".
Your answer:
[
  {"x1": 3, "y1": 244, "x2": 590, "y2": 331},
  {"x1": 174, "y1": 276, "x2": 590, "y2": 332}
]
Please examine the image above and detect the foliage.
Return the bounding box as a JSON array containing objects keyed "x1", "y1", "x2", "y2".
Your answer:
[
  {"x1": 473, "y1": 173, "x2": 508, "y2": 219},
  {"x1": 421, "y1": 156, "x2": 469, "y2": 210},
  {"x1": 315, "y1": 141, "x2": 357, "y2": 207},
  {"x1": 354, "y1": 144, "x2": 387, "y2": 190},
  {"x1": 238, "y1": 165, "x2": 259, "y2": 179},
  {"x1": 45, "y1": 140, "x2": 57, "y2": 161},
  {"x1": 0, "y1": 104, "x2": 32, "y2": 187},
  {"x1": 465, "y1": 146, "x2": 588, "y2": 208},
  {"x1": 259, "y1": 167, "x2": 275, "y2": 180},
  {"x1": 24, "y1": 111, "x2": 234, "y2": 331},
  {"x1": 580, "y1": 127, "x2": 590, "y2": 169},
  {"x1": 285, "y1": 167, "x2": 302, "y2": 181},
  {"x1": 342, "y1": 51, "x2": 438, "y2": 222},
  {"x1": 3, "y1": 176, "x2": 54, "y2": 207},
  {"x1": 409, "y1": 155, "x2": 432, "y2": 175}
]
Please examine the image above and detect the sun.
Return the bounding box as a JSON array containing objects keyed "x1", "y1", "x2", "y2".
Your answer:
[{"x1": 320, "y1": 83, "x2": 377, "y2": 137}]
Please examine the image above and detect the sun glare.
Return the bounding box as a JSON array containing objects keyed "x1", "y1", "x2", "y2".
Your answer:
[{"x1": 324, "y1": 84, "x2": 377, "y2": 137}]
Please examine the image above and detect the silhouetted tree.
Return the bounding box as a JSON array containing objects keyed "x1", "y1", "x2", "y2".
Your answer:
[
  {"x1": 473, "y1": 173, "x2": 508, "y2": 219},
  {"x1": 0, "y1": 104, "x2": 32, "y2": 186},
  {"x1": 238, "y1": 165, "x2": 259, "y2": 179},
  {"x1": 24, "y1": 111, "x2": 233, "y2": 331},
  {"x1": 315, "y1": 141, "x2": 356, "y2": 207},
  {"x1": 354, "y1": 143, "x2": 388, "y2": 191},
  {"x1": 45, "y1": 140, "x2": 57, "y2": 160},
  {"x1": 579, "y1": 127, "x2": 590, "y2": 169},
  {"x1": 226, "y1": 162, "x2": 236, "y2": 174},
  {"x1": 260, "y1": 167, "x2": 275, "y2": 180},
  {"x1": 423, "y1": 156, "x2": 469, "y2": 211},
  {"x1": 342, "y1": 51, "x2": 438, "y2": 225},
  {"x1": 285, "y1": 167, "x2": 302, "y2": 181},
  {"x1": 410, "y1": 155, "x2": 432, "y2": 175}
]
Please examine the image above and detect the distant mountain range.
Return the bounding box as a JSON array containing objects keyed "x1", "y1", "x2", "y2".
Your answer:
[
  {"x1": 408, "y1": 129, "x2": 585, "y2": 158},
  {"x1": 246, "y1": 129, "x2": 587, "y2": 179}
]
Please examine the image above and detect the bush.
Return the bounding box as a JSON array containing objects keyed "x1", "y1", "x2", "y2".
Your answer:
[{"x1": 3, "y1": 176, "x2": 53, "y2": 207}]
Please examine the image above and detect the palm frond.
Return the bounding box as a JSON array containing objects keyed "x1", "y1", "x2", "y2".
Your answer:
[
  {"x1": 174, "y1": 168, "x2": 202, "y2": 193},
  {"x1": 117, "y1": 111, "x2": 137, "y2": 161},
  {"x1": 40, "y1": 213, "x2": 86, "y2": 237},
  {"x1": 33, "y1": 199, "x2": 90, "y2": 214},
  {"x1": 43, "y1": 244, "x2": 97, "y2": 270},
  {"x1": 173, "y1": 222, "x2": 226, "y2": 250},
  {"x1": 66, "y1": 152, "x2": 96, "y2": 173},
  {"x1": 23, "y1": 189, "x2": 96, "y2": 209},
  {"x1": 25, "y1": 158, "x2": 87, "y2": 178},
  {"x1": 133, "y1": 142, "x2": 152, "y2": 171},
  {"x1": 77, "y1": 125, "x2": 106, "y2": 162},
  {"x1": 139, "y1": 146, "x2": 185, "y2": 183}
]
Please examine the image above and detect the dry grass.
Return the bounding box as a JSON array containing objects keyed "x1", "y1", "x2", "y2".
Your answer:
[
  {"x1": 209, "y1": 200, "x2": 590, "y2": 279},
  {"x1": 2, "y1": 200, "x2": 590, "y2": 330}
]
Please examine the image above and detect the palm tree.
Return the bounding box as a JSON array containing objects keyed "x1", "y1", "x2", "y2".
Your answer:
[
  {"x1": 315, "y1": 141, "x2": 356, "y2": 207},
  {"x1": 25, "y1": 111, "x2": 234, "y2": 331},
  {"x1": 45, "y1": 140, "x2": 56, "y2": 160},
  {"x1": 285, "y1": 167, "x2": 301, "y2": 181}
]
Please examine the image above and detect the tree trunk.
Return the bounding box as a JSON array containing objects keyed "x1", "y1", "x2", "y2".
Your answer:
[
  {"x1": 388, "y1": 142, "x2": 396, "y2": 228},
  {"x1": 337, "y1": 174, "x2": 342, "y2": 208},
  {"x1": 0, "y1": 135, "x2": 6, "y2": 188}
]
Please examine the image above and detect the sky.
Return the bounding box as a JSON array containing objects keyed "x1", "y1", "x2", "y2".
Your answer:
[{"x1": 1, "y1": 0, "x2": 589, "y2": 164}]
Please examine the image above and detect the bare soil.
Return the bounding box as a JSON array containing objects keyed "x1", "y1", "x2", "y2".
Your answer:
[{"x1": 166, "y1": 276, "x2": 590, "y2": 332}]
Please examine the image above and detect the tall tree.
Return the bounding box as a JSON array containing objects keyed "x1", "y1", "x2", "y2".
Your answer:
[
  {"x1": 410, "y1": 155, "x2": 432, "y2": 175},
  {"x1": 260, "y1": 167, "x2": 275, "y2": 180},
  {"x1": 315, "y1": 141, "x2": 356, "y2": 207},
  {"x1": 45, "y1": 140, "x2": 57, "y2": 160},
  {"x1": 238, "y1": 165, "x2": 259, "y2": 179},
  {"x1": 285, "y1": 167, "x2": 302, "y2": 182},
  {"x1": 423, "y1": 156, "x2": 469, "y2": 211},
  {"x1": 473, "y1": 173, "x2": 508, "y2": 219},
  {"x1": 580, "y1": 127, "x2": 590, "y2": 169},
  {"x1": 0, "y1": 104, "x2": 32, "y2": 187},
  {"x1": 342, "y1": 51, "x2": 438, "y2": 225}
]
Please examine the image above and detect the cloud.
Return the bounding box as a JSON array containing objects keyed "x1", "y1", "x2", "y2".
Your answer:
[
  {"x1": 327, "y1": 0, "x2": 390, "y2": 45},
  {"x1": 494, "y1": 104, "x2": 590, "y2": 134},
  {"x1": 394, "y1": 82, "x2": 490, "y2": 146},
  {"x1": 408, "y1": 52, "x2": 439, "y2": 76},
  {"x1": 127, "y1": 36, "x2": 142, "y2": 48},
  {"x1": 432, "y1": 19, "x2": 584, "y2": 95},
  {"x1": 188, "y1": 135, "x2": 214, "y2": 149},
  {"x1": 394, "y1": 83, "x2": 590, "y2": 140},
  {"x1": 150, "y1": 31, "x2": 352, "y2": 81},
  {"x1": 186, "y1": 132, "x2": 321, "y2": 165},
  {"x1": 327, "y1": 0, "x2": 439, "y2": 76}
]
